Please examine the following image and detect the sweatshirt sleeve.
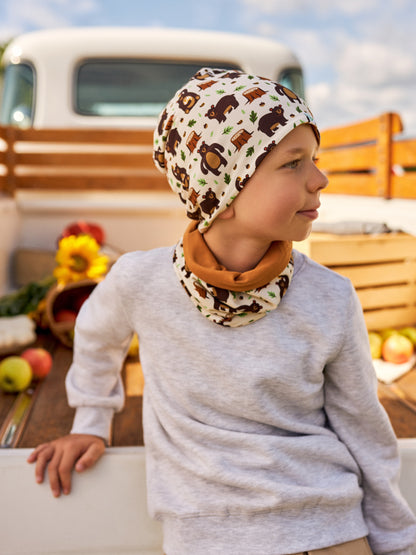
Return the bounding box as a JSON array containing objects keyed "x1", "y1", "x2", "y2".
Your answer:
[
  {"x1": 65, "y1": 256, "x2": 135, "y2": 442},
  {"x1": 324, "y1": 283, "x2": 416, "y2": 555}
]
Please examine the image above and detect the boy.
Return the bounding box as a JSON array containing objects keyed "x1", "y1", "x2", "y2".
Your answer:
[{"x1": 29, "y1": 68, "x2": 416, "y2": 554}]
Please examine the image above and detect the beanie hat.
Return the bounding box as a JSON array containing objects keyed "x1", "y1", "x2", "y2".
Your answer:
[{"x1": 153, "y1": 67, "x2": 318, "y2": 233}]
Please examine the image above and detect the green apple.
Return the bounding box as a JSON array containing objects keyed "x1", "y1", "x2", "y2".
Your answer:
[
  {"x1": 0, "y1": 356, "x2": 33, "y2": 393},
  {"x1": 399, "y1": 327, "x2": 416, "y2": 346},
  {"x1": 368, "y1": 331, "x2": 383, "y2": 359},
  {"x1": 380, "y1": 328, "x2": 399, "y2": 341}
]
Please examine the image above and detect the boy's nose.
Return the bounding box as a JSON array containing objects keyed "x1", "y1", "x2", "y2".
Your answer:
[{"x1": 309, "y1": 165, "x2": 329, "y2": 192}]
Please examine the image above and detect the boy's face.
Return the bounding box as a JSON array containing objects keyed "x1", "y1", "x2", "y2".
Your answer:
[{"x1": 222, "y1": 124, "x2": 328, "y2": 244}]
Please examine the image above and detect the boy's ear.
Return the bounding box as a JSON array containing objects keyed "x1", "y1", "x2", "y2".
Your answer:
[{"x1": 217, "y1": 205, "x2": 235, "y2": 220}]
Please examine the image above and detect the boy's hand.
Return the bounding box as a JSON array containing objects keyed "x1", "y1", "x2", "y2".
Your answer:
[{"x1": 27, "y1": 434, "x2": 106, "y2": 497}]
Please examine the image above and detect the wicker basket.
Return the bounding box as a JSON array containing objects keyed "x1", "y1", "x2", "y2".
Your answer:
[{"x1": 46, "y1": 279, "x2": 99, "y2": 347}]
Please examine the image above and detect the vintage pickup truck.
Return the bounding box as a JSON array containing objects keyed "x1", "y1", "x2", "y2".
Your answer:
[{"x1": 0, "y1": 27, "x2": 416, "y2": 555}]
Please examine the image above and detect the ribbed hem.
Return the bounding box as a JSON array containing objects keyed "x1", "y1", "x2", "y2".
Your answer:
[{"x1": 162, "y1": 505, "x2": 368, "y2": 555}]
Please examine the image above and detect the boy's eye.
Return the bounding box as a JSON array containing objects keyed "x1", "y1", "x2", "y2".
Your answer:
[{"x1": 284, "y1": 159, "x2": 301, "y2": 169}]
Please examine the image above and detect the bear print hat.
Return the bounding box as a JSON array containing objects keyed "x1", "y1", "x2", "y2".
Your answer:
[{"x1": 154, "y1": 67, "x2": 319, "y2": 232}]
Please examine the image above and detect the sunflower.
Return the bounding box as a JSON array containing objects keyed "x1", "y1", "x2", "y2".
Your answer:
[{"x1": 54, "y1": 234, "x2": 109, "y2": 285}]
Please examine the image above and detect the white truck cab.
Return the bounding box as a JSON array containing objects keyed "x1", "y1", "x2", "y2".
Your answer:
[{"x1": 0, "y1": 27, "x2": 305, "y2": 129}]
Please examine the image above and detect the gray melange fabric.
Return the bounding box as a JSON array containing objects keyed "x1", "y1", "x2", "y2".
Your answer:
[{"x1": 67, "y1": 249, "x2": 416, "y2": 555}]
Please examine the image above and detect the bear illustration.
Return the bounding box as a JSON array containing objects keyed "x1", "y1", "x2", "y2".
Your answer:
[
  {"x1": 206, "y1": 94, "x2": 239, "y2": 123},
  {"x1": 255, "y1": 142, "x2": 276, "y2": 168},
  {"x1": 172, "y1": 164, "x2": 190, "y2": 190},
  {"x1": 235, "y1": 174, "x2": 250, "y2": 191},
  {"x1": 177, "y1": 89, "x2": 200, "y2": 114},
  {"x1": 200, "y1": 188, "x2": 220, "y2": 216},
  {"x1": 165, "y1": 128, "x2": 182, "y2": 156},
  {"x1": 274, "y1": 84, "x2": 301, "y2": 104},
  {"x1": 198, "y1": 141, "x2": 228, "y2": 176},
  {"x1": 258, "y1": 105, "x2": 288, "y2": 137},
  {"x1": 153, "y1": 147, "x2": 165, "y2": 169}
]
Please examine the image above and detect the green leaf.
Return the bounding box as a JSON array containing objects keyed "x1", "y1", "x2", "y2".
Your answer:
[
  {"x1": 224, "y1": 173, "x2": 231, "y2": 184},
  {"x1": 181, "y1": 150, "x2": 186, "y2": 161},
  {"x1": 223, "y1": 126, "x2": 233, "y2": 134},
  {"x1": 198, "y1": 178, "x2": 207, "y2": 186},
  {"x1": 246, "y1": 146, "x2": 255, "y2": 157},
  {"x1": 188, "y1": 119, "x2": 196, "y2": 127},
  {"x1": 249, "y1": 110, "x2": 258, "y2": 123},
  {"x1": 269, "y1": 95, "x2": 279, "y2": 101},
  {"x1": 268, "y1": 291, "x2": 276, "y2": 298}
]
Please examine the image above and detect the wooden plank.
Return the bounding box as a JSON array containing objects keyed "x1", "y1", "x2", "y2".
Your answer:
[
  {"x1": 12, "y1": 172, "x2": 169, "y2": 191},
  {"x1": 324, "y1": 173, "x2": 378, "y2": 196},
  {"x1": 319, "y1": 112, "x2": 403, "y2": 149},
  {"x1": 12, "y1": 127, "x2": 154, "y2": 145},
  {"x1": 357, "y1": 284, "x2": 416, "y2": 310},
  {"x1": 16, "y1": 151, "x2": 156, "y2": 169},
  {"x1": 393, "y1": 138, "x2": 416, "y2": 167},
  {"x1": 317, "y1": 144, "x2": 377, "y2": 172},
  {"x1": 299, "y1": 233, "x2": 416, "y2": 266},
  {"x1": 390, "y1": 173, "x2": 416, "y2": 200},
  {"x1": 333, "y1": 261, "x2": 416, "y2": 287},
  {"x1": 364, "y1": 306, "x2": 416, "y2": 330}
]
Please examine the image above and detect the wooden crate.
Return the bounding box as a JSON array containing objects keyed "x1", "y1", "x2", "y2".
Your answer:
[{"x1": 295, "y1": 232, "x2": 416, "y2": 330}]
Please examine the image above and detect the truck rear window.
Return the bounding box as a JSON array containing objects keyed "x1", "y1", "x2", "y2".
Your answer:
[{"x1": 75, "y1": 59, "x2": 242, "y2": 118}]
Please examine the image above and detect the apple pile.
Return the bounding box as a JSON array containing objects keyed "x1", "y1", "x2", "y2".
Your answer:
[
  {"x1": 368, "y1": 326, "x2": 416, "y2": 364},
  {"x1": 0, "y1": 348, "x2": 53, "y2": 393}
]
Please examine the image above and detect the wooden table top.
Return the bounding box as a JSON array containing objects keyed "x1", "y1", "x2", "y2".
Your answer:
[{"x1": 1, "y1": 331, "x2": 415, "y2": 448}]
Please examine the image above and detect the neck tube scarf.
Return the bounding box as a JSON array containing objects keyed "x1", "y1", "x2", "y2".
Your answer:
[{"x1": 173, "y1": 222, "x2": 294, "y2": 327}]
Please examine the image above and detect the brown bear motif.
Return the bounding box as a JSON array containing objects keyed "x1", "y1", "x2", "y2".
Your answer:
[
  {"x1": 258, "y1": 105, "x2": 288, "y2": 137},
  {"x1": 172, "y1": 164, "x2": 190, "y2": 190},
  {"x1": 255, "y1": 142, "x2": 276, "y2": 168},
  {"x1": 153, "y1": 147, "x2": 165, "y2": 169},
  {"x1": 206, "y1": 94, "x2": 239, "y2": 123},
  {"x1": 274, "y1": 84, "x2": 301, "y2": 103},
  {"x1": 236, "y1": 174, "x2": 250, "y2": 191},
  {"x1": 165, "y1": 128, "x2": 182, "y2": 156},
  {"x1": 200, "y1": 188, "x2": 220, "y2": 216},
  {"x1": 198, "y1": 141, "x2": 228, "y2": 176},
  {"x1": 177, "y1": 89, "x2": 200, "y2": 114}
]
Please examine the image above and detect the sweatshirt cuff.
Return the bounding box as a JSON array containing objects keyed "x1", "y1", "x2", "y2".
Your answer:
[{"x1": 70, "y1": 406, "x2": 115, "y2": 443}]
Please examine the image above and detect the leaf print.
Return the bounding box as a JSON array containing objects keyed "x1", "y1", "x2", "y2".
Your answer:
[
  {"x1": 181, "y1": 150, "x2": 186, "y2": 161},
  {"x1": 269, "y1": 95, "x2": 279, "y2": 102},
  {"x1": 198, "y1": 178, "x2": 207, "y2": 187},
  {"x1": 268, "y1": 291, "x2": 276, "y2": 298},
  {"x1": 188, "y1": 119, "x2": 197, "y2": 127},
  {"x1": 246, "y1": 146, "x2": 255, "y2": 157},
  {"x1": 223, "y1": 126, "x2": 233, "y2": 134},
  {"x1": 216, "y1": 89, "x2": 225, "y2": 95},
  {"x1": 235, "y1": 85, "x2": 246, "y2": 91},
  {"x1": 249, "y1": 111, "x2": 258, "y2": 123},
  {"x1": 224, "y1": 173, "x2": 231, "y2": 184}
]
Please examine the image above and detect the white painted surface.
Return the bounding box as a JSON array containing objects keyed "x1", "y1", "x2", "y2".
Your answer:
[{"x1": 0, "y1": 441, "x2": 415, "y2": 554}]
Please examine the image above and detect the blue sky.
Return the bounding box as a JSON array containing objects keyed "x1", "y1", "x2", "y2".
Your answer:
[{"x1": 1, "y1": 0, "x2": 416, "y2": 135}]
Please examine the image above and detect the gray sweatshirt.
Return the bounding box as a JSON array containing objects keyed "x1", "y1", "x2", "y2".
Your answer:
[{"x1": 67, "y1": 248, "x2": 416, "y2": 555}]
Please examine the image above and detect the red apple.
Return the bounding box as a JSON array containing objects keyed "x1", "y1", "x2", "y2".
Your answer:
[
  {"x1": 382, "y1": 334, "x2": 414, "y2": 364},
  {"x1": 55, "y1": 309, "x2": 77, "y2": 323},
  {"x1": 21, "y1": 348, "x2": 53, "y2": 380},
  {"x1": 59, "y1": 221, "x2": 105, "y2": 246}
]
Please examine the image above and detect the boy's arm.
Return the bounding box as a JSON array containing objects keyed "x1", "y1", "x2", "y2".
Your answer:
[
  {"x1": 28, "y1": 255, "x2": 135, "y2": 496},
  {"x1": 324, "y1": 283, "x2": 416, "y2": 554},
  {"x1": 27, "y1": 433, "x2": 105, "y2": 497}
]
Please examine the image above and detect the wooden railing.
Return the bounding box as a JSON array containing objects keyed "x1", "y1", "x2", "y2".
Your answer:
[
  {"x1": 317, "y1": 112, "x2": 416, "y2": 199},
  {"x1": 0, "y1": 113, "x2": 415, "y2": 198},
  {"x1": 0, "y1": 127, "x2": 167, "y2": 195}
]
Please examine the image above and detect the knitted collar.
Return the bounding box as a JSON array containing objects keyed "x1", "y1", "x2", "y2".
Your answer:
[{"x1": 173, "y1": 222, "x2": 293, "y2": 327}]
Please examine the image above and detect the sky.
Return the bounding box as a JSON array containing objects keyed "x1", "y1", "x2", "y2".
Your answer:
[{"x1": 1, "y1": 0, "x2": 416, "y2": 136}]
